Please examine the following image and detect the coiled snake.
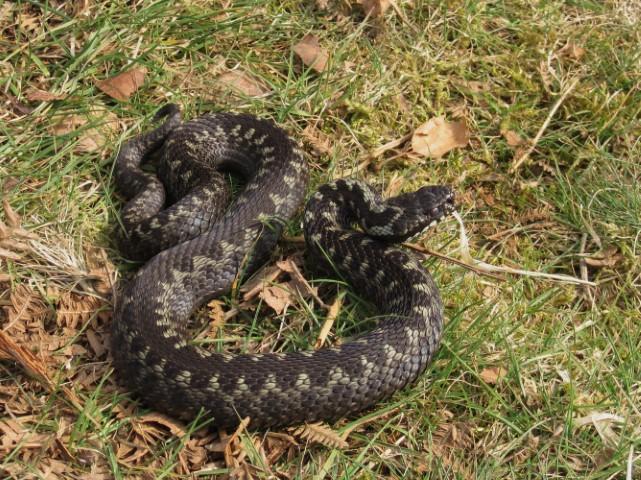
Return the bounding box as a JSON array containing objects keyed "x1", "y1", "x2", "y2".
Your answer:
[{"x1": 111, "y1": 105, "x2": 455, "y2": 429}]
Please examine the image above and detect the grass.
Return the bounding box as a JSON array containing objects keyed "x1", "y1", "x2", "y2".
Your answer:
[{"x1": 1, "y1": 0, "x2": 640, "y2": 478}]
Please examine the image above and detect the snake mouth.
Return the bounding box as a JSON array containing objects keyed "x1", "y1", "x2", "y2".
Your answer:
[{"x1": 426, "y1": 189, "x2": 456, "y2": 229}]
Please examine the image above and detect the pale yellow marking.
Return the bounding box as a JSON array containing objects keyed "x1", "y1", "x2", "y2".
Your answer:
[
  {"x1": 207, "y1": 375, "x2": 220, "y2": 392},
  {"x1": 413, "y1": 283, "x2": 431, "y2": 294}
]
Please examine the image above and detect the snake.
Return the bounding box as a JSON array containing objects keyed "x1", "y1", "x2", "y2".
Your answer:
[{"x1": 111, "y1": 104, "x2": 455, "y2": 430}]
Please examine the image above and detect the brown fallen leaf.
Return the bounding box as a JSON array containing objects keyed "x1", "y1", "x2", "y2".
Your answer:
[
  {"x1": 207, "y1": 299, "x2": 226, "y2": 329},
  {"x1": 360, "y1": 0, "x2": 391, "y2": 17},
  {"x1": 302, "y1": 124, "x2": 332, "y2": 156},
  {"x1": 411, "y1": 117, "x2": 469, "y2": 158},
  {"x1": 293, "y1": 34, "x2": 329, "y2": 73},
  {"x1": 259, "y1": 284, "x2": 293, "y2": 315},
  {"x1": 241, "y1": 264, "x2": 283, "y2": 302},
  {"x1": 94, "y1": 67, "x2": 146, "y2": 101},
  {"x1": 293, "y1": 422, "x2": 348, "y2": 449},
  {"x1": 3, "y1": 284, "x2": 50, "y2": 328},
  {"x1": 85, "y1": 330, "x2": 107, "y2": 358},
  {"x1": 584, "y1": 246, "x2": 622, "y2": 268},
  {"x1": 501, "y1": 128, "x2": 525, "y2": 147},
  {"x1": 276, "y1": 258, "x2": 327, "y2": 308},
  {"x1": 216, "y1": 70, "x2": 269, "y2": 97},
  {"x1": 84, "y1": 246, "x2": 117, "y2": 297},
  {"x1": 480, "y1": 366, "x2": 507, "y2": 384},
  {"x1": 16, "y1": 10, "x2": 40, "y2": 32},
  {"x1": 56, "y1": 292, "x2": 102, "y2": 329},
  {"x1": 135, "y1": 412, "x2": 188, "y2": 438},
  {"x1": 25, "y1": 88, "x2": 67, "y2": 102},
  {"x1": 558, "y1": 41, "x2": 586, "y2": 61},
  {"x1": 223, "y1": 416, "x2": 251, "y2": 470}
]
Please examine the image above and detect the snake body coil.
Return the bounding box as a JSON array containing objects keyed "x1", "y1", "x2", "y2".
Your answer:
[{"x1": 112, "y1": 105, "x2": 454, "y2": 429}]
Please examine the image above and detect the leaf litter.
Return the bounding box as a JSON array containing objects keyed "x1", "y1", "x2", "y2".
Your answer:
[
  {"x1": 94, "y1": 67, "x2": 147, "y2": 101},
  {"x1": 293, "y1": 34, "x2": 329, "y2": 73},
  {"x1": 411, "y1": 117, "x2": 470, "y2": 159},
  {"x1": 216, "y1": 69, "x2": 270, "y2": 97}
]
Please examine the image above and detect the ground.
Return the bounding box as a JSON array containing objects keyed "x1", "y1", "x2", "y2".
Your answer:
[{"x1": 1, "y1": 1, "x2": 640, "y2": 479}]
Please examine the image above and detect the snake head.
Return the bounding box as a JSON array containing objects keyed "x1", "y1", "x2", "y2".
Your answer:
[
  {"x1": 388, "y1": 185, "x2": 455, "y2": 226},
  {"x1": 415, "y1": 185, "x2": 456, "y2": 227}
]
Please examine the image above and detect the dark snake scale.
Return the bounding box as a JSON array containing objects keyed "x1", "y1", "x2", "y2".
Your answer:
[{"x1": 111, "y1": 105, "x2": 455, "y2": 429}]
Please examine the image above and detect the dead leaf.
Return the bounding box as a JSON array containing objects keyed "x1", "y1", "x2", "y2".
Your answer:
[
  {"x1": 135, "y1": 413, "x2": 187, "y2": 438},
  {"x1": 3, "y1": 284, "x2": 49, "y2": 327},
  {"x1": 293, "y1": 34, "x2": 329, "y2": 73},
  {"x1": 207, "y1": 299, "x2": 226, "y2": 329},
  {"x1": 584, "y1": 246, "x2": 622, "y2": 268},
  {"x1": 276, "y1": 258, "x2": 327, "y2": 308},
  {"x1": 17, "y1": 11, "x2": 39, "y2": 32},
  {"x1": 216, "y1": 70, "x2": 269, "y2": 97},
  {"x1": 293, "y1": 422, "x2": 348, "y2": 449},
  {"x1": 223, "y1": 417, "x2": 251, "y2": 469},
  {"x1": 558, "y1": 41, "x2": 586, "y2": 60},
  {"x1": 241, "y1": 264, "x2": 283, "y2": 302},
  {"x1": 0, "y1": 330, "x2": 55, "y2": 392},
  {"x1": 259, "y1": 284, "x2": 293, "y2": 315},
  {"x1": 25, "y1": 88, "x2": 67, "y2": 102},
  {"x1": 574, "y1": 412, "x2": 624, "y2": 447},
  {"x1": 302, "y1": 125, "x2": 332, "y2": 156},
  {"x1": 94, "y1": 68, "x2": 146, "y2": 101},
  {"x1": 501, "y1": 128, "x2": 524, "y2": 147},
  {"x1": 56, "y1": 292, "x2": 102, "y2": 329},
  {"x1": 85, "y1": 330, "x2": 107, "y2": 358},
  {"x1": 360, "y1": 0, "x2": 391, "y2": 17},
  {"x1": 51, "y1": 105, "x2": 120, "y2": 153},
  {"x1": 480, "y1": 366, "x2": 507, "y2": 384},
  {"x1": 411, "y1": 117, "x2": 469, "y2": 158}
]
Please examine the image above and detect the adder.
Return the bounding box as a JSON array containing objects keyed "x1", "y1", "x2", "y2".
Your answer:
[{"x1": 111, "y1": 104, "x2": 455, "y2": 429}]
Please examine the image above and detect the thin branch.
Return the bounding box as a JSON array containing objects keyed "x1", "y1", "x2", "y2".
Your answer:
[
  {"x1": 452, "y1": 211, "x2": 596, "y2": 286},
  {"x1": 404, "y1": 242, "x2": 503, "y2": 280},
  {"x1": 510, "y1": 77, "x2": 580, "y2": 173}
]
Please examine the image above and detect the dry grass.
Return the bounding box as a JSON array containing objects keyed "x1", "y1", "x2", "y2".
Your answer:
[{"x1": 1, "y1": 0, "x2": 640, "y2": 478}]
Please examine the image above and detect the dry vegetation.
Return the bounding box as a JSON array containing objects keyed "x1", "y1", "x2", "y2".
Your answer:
[{"x1": 1, "y1": 0, "x2": 640, "y2": 478}]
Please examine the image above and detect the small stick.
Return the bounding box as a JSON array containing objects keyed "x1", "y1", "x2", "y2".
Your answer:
[
  {"x1": 369, "y1": 131, "x2": 412, "y2": 159},
  {"x1": 314, "y1": 293, "x2": 343, "y2": 349},
  {"x1": 510, "y1": 77, "x2": 580, "y2": 173},
  {"x1": 388, "y1": 1, "x2": 419, "y2": 33},
  {"x1": 404, "y1": 242, "x2": 503, "y2": 281},
  {"x1": 452, "y1": 211, "x2": 596, "y2": 286}
]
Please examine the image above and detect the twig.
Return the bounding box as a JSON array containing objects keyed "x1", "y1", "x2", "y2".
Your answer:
[
  {"x1": 369, "y1": 131, "x2": 413, "y2": 159},
  {"x1": 452, "y1": 211, "x2": 596, "y2": 286},
  {"x1": 388, "y1": 0, "x2": 419, "y2": 33},
  {"x1": 314, "y1": 293, "x2": 343, "y2": 349},
  {"x1": 510, "y1": 77, "x2": 580, "y2": 173},
  {"x1": 404, "y1": 242, "x2": 503, "y2": 281},
  {"x1": 578, "y1": 233, "x2": 595, "y2": 303}
]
